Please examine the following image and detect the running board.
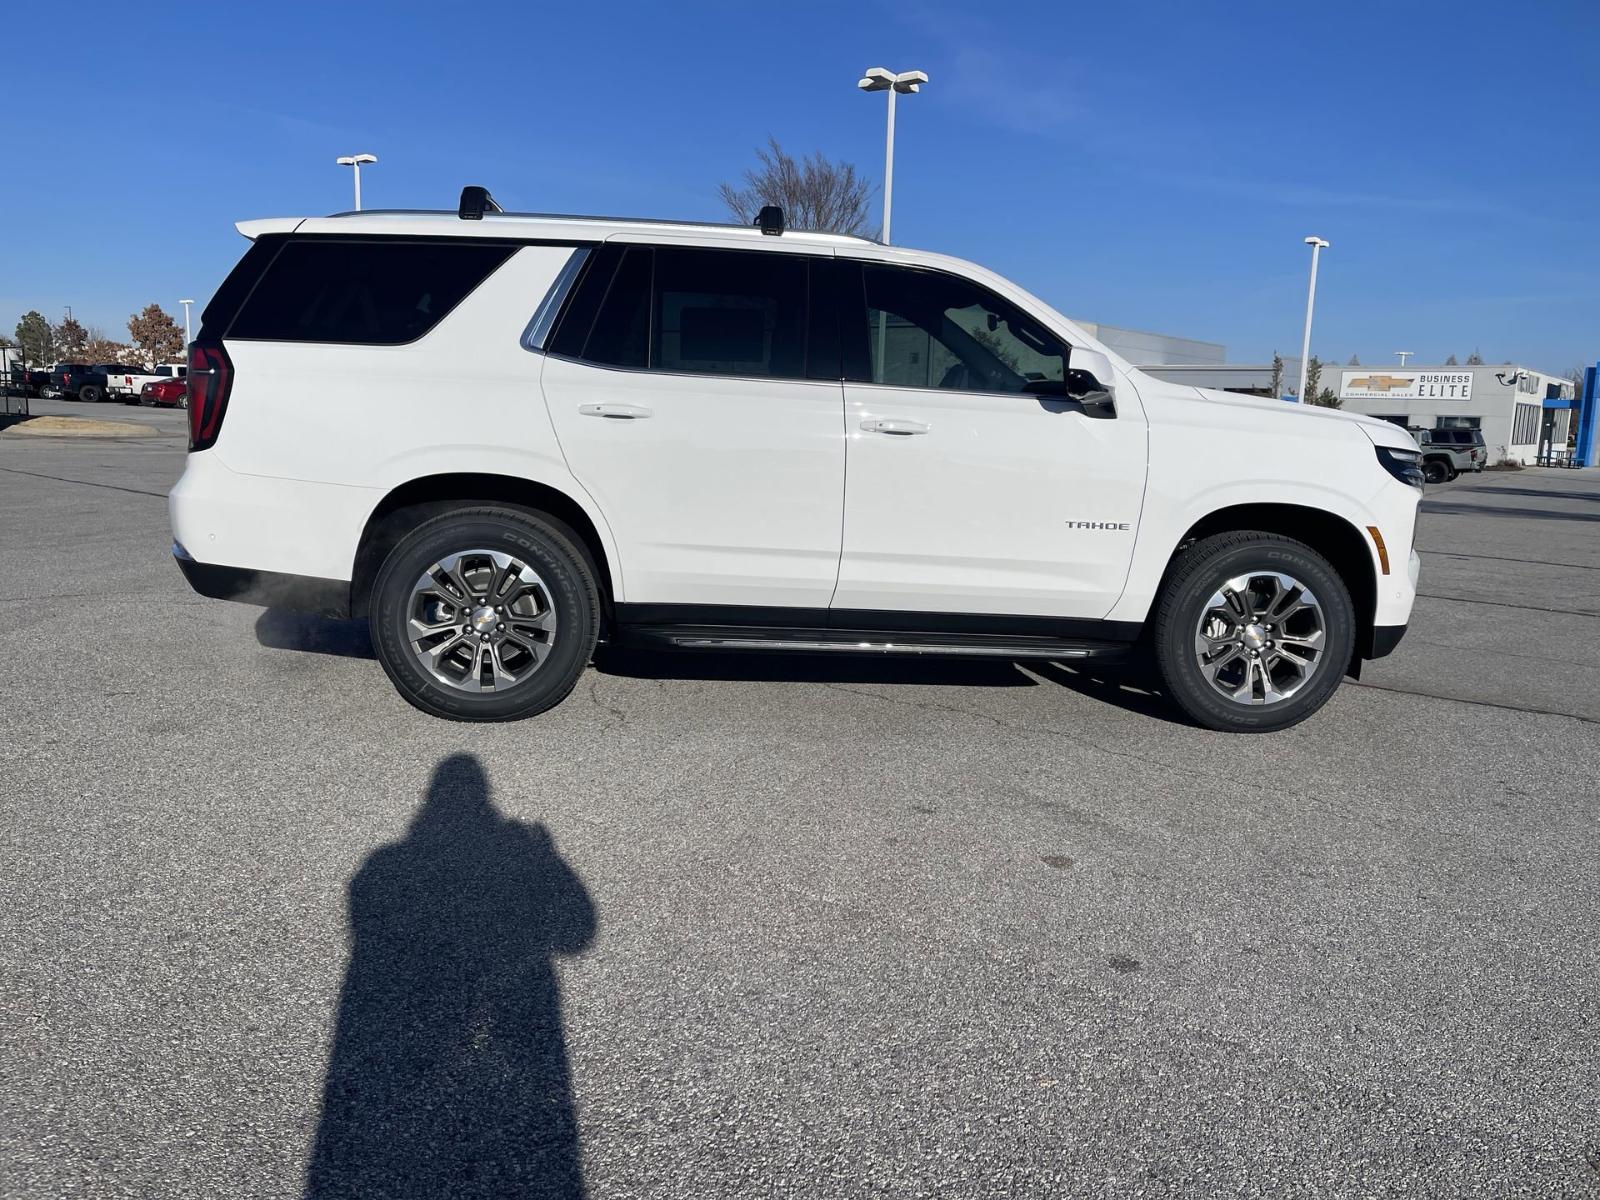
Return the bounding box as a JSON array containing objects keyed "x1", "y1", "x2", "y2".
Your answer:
[{"x1": 620, "y1": 625, "x2": 1133, "y2": 661}]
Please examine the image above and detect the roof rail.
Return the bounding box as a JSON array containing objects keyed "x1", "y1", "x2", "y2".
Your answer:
[{"x1": 326, "y1": 199, "x2": 876, "y2": 242}]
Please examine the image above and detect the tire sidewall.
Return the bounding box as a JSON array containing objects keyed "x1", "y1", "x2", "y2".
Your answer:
[
  {"x1": 1156, "y1": 538, "x2": 1355, "y2": 732},
  {"x1": 369, "y1": 511, "x2": 598, "y2": 721}
]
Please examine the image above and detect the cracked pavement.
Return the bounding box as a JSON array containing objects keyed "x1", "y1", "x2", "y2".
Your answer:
[{"x1": 3, "y1": 405, "x2": 1597, "y2": 1197}]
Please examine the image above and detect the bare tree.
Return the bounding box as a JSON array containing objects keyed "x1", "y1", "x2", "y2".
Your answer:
[
  {"x1": 1444, "y1": 354, "x2": 1458, "y2": 366},
  {"x1": 82, "y1": 329, "x2": 132, "y2": 363},
  {"x1": 719, "y1": 138, "x2": 875, "y2": 236},
  {"x1": 1346, "y1": 354, "x2": 1360, "y2": 366},
  {"x1": 1465, "y1": 350, "x2": 1484, "y2": 365},
  {"x1": 1269, "y1": 353, "x2": 1284, "y2": 398}
]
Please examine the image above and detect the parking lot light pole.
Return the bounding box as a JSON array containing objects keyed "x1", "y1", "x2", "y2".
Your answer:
[
  {"x1": 179, "y1": 299, "x2": 194, "y2": 344},
  {"x1": 857, "y1": 67, "x2": 928, "y2": 245},
  {"x1": 1297, "y1": 236, "x2": 1330, "y2": 403},
  {"x1": 336, "y1": 154, "x2": 378, "y2": 210}
]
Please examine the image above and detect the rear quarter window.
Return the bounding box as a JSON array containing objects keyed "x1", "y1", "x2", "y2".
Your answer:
[{"x1": 225, "y1": 238, "x2": 517, "y2": 345}]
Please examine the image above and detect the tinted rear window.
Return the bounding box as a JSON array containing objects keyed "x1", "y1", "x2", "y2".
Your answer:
[
  {"x1": 226, "y1": 238, "x2": 516, "y2": 344},
  {"x1": 549, "y1": 244, "x2": 827, "y2": 380}
]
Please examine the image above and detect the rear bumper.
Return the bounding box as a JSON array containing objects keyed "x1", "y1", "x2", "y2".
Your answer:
[{"x1": 174, "y1": 549, "x2": 350, "y2": 618}]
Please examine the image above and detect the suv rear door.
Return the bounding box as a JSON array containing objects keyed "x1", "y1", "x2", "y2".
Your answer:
[
  {"x1": 830, "y1": 258, "x2": 1148, "y2": 620},
  {"x1": 540, "y1": 242, "x2": 845, "y2": 611}
]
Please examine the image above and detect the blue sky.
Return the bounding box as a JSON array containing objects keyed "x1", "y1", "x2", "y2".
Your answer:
[{"x1": 5, "y1": 0, "x2": 1597, "y2": 370}]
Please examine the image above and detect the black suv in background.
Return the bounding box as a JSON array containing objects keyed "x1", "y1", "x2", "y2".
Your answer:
[{"x1": 1414, "y1": 427, "x2": 1487, "y2": 483}]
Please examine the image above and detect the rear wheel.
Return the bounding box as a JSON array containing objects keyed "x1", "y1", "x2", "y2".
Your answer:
[
  {"x1": 368, "y1": 506, "x2": 600, "y2": 722},
  {"x1": 1422, "y1": 458, "x2": 1449, "y2": 485},
  {"x1": 79, "y1": 385, "x2": 102, "y2": 403},
  {"x1": 1152, "y1": 532, "x2": 1355, "y2": 733}
]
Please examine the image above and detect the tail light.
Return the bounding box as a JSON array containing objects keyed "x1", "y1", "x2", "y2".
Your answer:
[{"x1": 187, "y1": 342, "x2": 233, "y2": 452}]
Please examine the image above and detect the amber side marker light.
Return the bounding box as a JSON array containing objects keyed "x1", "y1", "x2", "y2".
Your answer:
[{"x1": 1367, "y1": 526, "x2": 1390, "y2": 575}]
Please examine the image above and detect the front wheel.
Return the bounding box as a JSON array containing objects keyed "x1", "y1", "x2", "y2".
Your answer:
[
  {"x1": 1151, "y1": 532, "x2": 1355, "y2": 733},
  {"x1": 368, "y1": 506, "x2": 601, "y2": 722}
]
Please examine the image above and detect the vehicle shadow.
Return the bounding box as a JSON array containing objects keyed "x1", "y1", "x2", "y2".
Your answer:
[
  {"x1": 256, "y1": 609, "x2": 375, "y2": 660},
  {"x1": 1420, "y1": 501, "x2": 1600, "y2": 523},
  {"x1": 1450, "y1": 485, "x2": 1600, "y2": 504},
  {"x1": 304, "y1": 754, "x2": 596, "y2": 1200},
  {"x1": 594, "y1": 647, "x2": 1186, "y2": 723},
  {"x1": 256, "y1": 612, "x2": 1186, "y2": 722}
]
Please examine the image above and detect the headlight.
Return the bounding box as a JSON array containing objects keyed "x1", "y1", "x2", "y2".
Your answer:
[{"x1": 1375, "y1": 445, "x2": 1424, "y2": 489}]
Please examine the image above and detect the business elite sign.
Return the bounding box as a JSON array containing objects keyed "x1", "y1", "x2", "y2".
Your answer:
[{"x1": 1338, "y1": 370, "x2": 1474, "y2": 401}]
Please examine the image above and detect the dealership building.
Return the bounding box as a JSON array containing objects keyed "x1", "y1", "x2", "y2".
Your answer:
[
  {"x1": 1318, "y1": 364, "x2": 1575, "y2": 464},
  {"x1": 1085, "y1": 321, "x2": 1582, "y2": 465}
]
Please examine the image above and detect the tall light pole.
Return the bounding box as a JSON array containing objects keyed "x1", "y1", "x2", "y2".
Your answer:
[
  {"x1": 1394, "y1": 350, "x2": 1413, "y2": 365},
  {"x1": 1296, "y1": 236, "x2": 1330, "y2": 403},
  {"x1": 857, "y1": 67, "x2": 928, "y2": 244},
  {"x1": 336, "y1": 154, "x2": 378, "y2": 210},
  {"x1": 179, "y1": 299, "x2": 194, "y2": 344}
]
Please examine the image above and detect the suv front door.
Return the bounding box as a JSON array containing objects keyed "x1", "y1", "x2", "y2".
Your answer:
[
  {"x1": 540, "y1": 243, "x2": 845, "y2": 611},
  {"x1": 831, "y1": 259, "x2": 1147, "y2": 621}
]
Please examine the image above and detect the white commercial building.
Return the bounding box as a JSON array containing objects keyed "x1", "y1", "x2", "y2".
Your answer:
[{"x1": 1328, "y1": 364, "x2": 1574, "y2": 465}]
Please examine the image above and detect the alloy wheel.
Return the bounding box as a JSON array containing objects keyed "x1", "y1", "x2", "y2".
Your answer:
[
  {"x1": 1193, "y1": 571, "x2": 1326, "y2": 705},
  {"x1": 406, "y1": 549, "x2": 557, "y2": 692}
]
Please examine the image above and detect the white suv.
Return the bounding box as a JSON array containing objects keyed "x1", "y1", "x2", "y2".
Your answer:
[{"x1": 169, "y1": 190, "x2": 1423, "y2": 731}]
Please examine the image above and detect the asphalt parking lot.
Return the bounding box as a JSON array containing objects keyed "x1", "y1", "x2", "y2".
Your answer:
[{"x1": 3, "y1": 409, "x2": 1597, "y2": 1198}]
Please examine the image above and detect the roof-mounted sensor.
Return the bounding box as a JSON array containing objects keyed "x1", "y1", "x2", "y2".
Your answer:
[
  {"x1": 458, "y1": 186, "x2": 503, "y2": 221},
  {"x1": 755, "y1": 205, "x2": 785, "y2": 235}
]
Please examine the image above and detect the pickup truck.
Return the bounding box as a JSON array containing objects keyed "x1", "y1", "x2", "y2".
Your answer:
[
  {"x1": 104, "y1": 364, "x2": 169, "y2": 403},
  {"x1": 52, "y1": 363, "x2": 102, "y2": 401},
  {"x1": 1413, "y1": 427, "x2": 1486, "y2": 483}
]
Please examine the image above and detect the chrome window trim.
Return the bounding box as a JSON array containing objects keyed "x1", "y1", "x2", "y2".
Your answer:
[{"x1": 522, "y1": 247, "x2": 593, "y2": 353}]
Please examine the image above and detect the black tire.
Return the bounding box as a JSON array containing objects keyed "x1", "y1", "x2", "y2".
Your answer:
[
  {"x1": 80, "y1": 385, "x2": 102, "y2": 403},
  {"x1": 124, "y1": 395, "x2": 139, "y2": 405},
  {"x1": 368, "y1": 506, "x2": 600, "y2": 722},
  {"x1": 1151, "y1": 532, "x2": 1355, "y2": 733},
  {"x1": 1422, "y1": 459, "x2": 1449, "y2": 485}
]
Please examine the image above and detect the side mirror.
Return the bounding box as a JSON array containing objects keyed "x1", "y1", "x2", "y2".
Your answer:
[{"x1": 1030, "y1": 347, "x2": 1120, "y2": 419}]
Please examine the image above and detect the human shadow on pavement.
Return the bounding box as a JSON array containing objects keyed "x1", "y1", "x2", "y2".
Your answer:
[{"x1": 304, "y1": 754, "x2": 596, "y2": 1200}]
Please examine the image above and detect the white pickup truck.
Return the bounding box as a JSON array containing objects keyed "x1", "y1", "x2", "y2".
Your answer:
[
  {"x1": 108, "y1": 362, "x2": 186, "y2": 403},
  {"x1": 105, "y1": 365, "x2": 167, "y2": 402}
]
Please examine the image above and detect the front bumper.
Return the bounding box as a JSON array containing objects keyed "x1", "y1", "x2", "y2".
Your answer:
[{"x1": 1369, "y1": 623, "x2": 1408, "y2": 658}]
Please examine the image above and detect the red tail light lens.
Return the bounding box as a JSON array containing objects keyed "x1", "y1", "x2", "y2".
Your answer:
[{"x1": 187, "y1": 342, "x2": 233, "y2": 452}]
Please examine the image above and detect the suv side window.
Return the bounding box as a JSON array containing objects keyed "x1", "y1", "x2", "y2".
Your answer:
[
  {"x1": 226, "y1": 238, "x2": 516, "y2": 345},
  {"x1": 550, "y1": 245, "x2": 827, "y2": 381},
  {"x1": 845, "y1": 262, "x2": 1068, "y2": 393},
  {"x1": 653, "y1": 247, "x2": 807, "y2": 379}
]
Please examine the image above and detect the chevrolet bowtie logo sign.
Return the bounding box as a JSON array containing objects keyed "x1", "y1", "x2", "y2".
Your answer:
[
  {"x1": 1339, "y1": 370, "x2": 1473, "y2": 401},
  {"x1": 1348, "y1": 375, "x2": 1413, "y2": 392}
]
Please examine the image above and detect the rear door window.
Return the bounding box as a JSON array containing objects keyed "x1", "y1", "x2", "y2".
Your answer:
[
  {"x1": 548, "y1": 245, "x2": 824, "y2": 381},
  {"x1": 226, "y1": 238, "x2": 516, "y2": 344}
]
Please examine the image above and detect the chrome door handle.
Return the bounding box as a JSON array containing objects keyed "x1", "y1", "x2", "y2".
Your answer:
[
  {"x1": 579, "y1": 403, "x2": 653, "y2": 419},
  {"x1": 860, "y1": 417, "x2": 930, "y2": 435}
]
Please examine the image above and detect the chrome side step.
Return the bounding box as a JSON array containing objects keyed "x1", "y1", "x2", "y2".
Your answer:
[{"x1": 620, "y1": 625, "x2": 1132, "y2": 661}]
